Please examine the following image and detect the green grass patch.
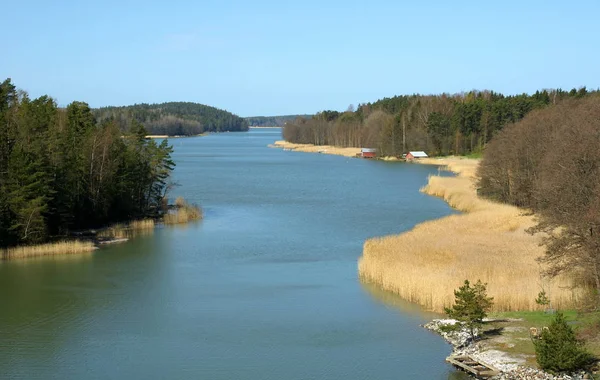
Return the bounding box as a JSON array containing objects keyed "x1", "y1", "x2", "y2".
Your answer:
[
  {"x1": 479, "y1": 310, "x2": 600, "y2": 366},
  {"x1": 463, "y1": 151, "x2": 483, "y2": 159},
  {"x1": 490, "y1": 310, "x2": 579, "y2": 325}
]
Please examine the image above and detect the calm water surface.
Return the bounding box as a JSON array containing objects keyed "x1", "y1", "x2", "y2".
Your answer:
[{"x1": 0, "y1": 129, "x2": 467, "y2": 379}]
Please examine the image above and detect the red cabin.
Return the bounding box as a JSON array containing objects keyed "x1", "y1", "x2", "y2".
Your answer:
[{"x1": 360, "y1": 148, "x2": 376, "y2": 158}]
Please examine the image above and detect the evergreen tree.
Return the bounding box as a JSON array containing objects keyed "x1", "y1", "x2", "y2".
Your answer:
[
  {"x1": 0, "y1": 79, "x2": 18, "y2": 246},
  {"x1": 7, "y1": 144, "x2": 50, "y2": 243},
  {"x1": 535, "y1": 312, "x2": 592, "y2": 373},
  {"x1": 0, "y1": 79, "x2": 179, "y2": 248},
  {"x1": 444, "y1": 280, "x2": 494, "y2": 340}
]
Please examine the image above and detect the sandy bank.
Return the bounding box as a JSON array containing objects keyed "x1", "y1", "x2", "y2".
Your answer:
[
  {"x1": 358, "y1": 156, "x2": 581, "y2": 312},
  {"x1": 269, "y1": 140, "x2": 361, "y2": 158}
]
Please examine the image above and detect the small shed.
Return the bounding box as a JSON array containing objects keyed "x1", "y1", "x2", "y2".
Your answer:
[
  {"x1": 360, "y1": 148, "x2": 376, "y2": 158},
  {"x1": 405, "y1": 151, "x2": 428, "y2": 161}
]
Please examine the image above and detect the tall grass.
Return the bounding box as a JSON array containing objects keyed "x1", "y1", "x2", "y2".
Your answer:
[
  {"x1": 130, "y1": 219, "x2": 155, "y2": 230},
  {"x1": 164, "y1": 198, "x2": 203, "y2": 225},
  {"x1": 1, "y1": 240, "x2": 96, "y2": 260},
  {"x1": 358, "y1": 157, "x2": 583, "y2": 312},
  {"x1": 2, "y1": 219, "x2": 155, "y2": 261},
  {"x1": 97, "y1": 219, "x2": 155, "y2": 239}
]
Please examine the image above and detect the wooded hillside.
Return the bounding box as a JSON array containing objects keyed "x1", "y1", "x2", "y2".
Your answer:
[{"x1": 95, "y1": 102, "x2": 248, "y2": 136}]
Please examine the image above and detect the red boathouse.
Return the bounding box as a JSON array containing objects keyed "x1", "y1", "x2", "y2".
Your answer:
[
  {"x1": 405, "y1": 151, "x2": 428, "y2": 161},
  {"x1": 360, "y1": 148, "x2": 376, "y2": 158}
]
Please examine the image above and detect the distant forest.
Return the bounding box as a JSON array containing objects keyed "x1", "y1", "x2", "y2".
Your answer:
[
  {"x1": 283, "y1": 88, "x2": 597, "y2": 157},
  {"x1": 0, "y1": 79, "x2": 176, "y2": 248},
  {"x1": 245, "y1": 115, "x2": 311, "y2": 127},
  {"x1": 95, "y1": 102, "x2": 248, "y2": 136}
]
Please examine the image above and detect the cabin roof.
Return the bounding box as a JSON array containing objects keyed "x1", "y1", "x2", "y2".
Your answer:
[{"x1": 408, "y1": 151, "x2": 428, "y2": 157}]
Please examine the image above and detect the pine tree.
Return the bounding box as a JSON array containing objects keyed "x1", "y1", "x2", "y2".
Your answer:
[
  {"x1": 7, "y1": 144, "x2": 51, "y2": 243},
  {"x1": 0, "y1": 79, "x2": 18, "y2": 246},
  {"x1": 444, "y1": 280, "x2": 494, "y2": 340}
]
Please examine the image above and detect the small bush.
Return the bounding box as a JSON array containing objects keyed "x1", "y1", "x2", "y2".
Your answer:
[
  {"x1": 98, "y1": 219, "x2": 156, "y2": 239},
  {"x1": 164, "y1": 199, "x2": 203, "y2": 225},
  {"x1": 535, "y1": 290, "x2": 550, "y2": 308},
  {"x1": 535, "y1": 312, "x2": 592, "y2": 373}
]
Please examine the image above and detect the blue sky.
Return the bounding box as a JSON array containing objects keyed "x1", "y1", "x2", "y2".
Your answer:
[{"x1": 3, "y1": 0, "x2": 598, "y2": 116}]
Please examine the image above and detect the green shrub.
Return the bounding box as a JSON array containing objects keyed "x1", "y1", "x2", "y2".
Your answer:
[{"x1": 534, "y1": 312, "x2": 592, "y2": 373}]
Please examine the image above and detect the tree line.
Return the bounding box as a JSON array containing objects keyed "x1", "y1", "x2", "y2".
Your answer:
[
  {"x1": 477, "y1": 95, "x2": 600, "y2": 306},
  {"x1": 245, "y1": 115, "x2": 311, "y2": 127},
  {"x1": 0, "y1": 78, "x2": 176, "y2": 248},
  {"x1": 95, "y1": 101, "x2": 248, "y2": 136},
  {"x1": 283, "y1": 87, "x2": 596, "y2": 157}
]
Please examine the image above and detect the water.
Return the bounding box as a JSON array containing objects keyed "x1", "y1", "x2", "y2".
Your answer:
[{"x1": 0, "y1": 129, "x2": 467, "y2": 379}]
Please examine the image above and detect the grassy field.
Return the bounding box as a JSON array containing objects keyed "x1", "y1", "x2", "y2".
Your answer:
[{"x1": 358, "y1": 157, "x2": 583, "y2": 312}]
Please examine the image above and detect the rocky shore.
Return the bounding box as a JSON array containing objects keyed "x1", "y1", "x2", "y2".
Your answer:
[{"x1": 423, "y1": 319, "x2": 592, "y2": 380}]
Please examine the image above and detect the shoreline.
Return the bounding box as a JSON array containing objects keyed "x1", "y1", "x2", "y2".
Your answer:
[
  {"x1": 424, "y1": 319, "x2": 589, "y2": 379},
  {"x1": 0, "y1": 220, "x2": 155, "y2": 261},
  {"x1": 268, "y1": 140, "x2": 403, "y2": 161},
  {"x1": 265, "y1": 142, "x2": 581, "y2": 375},
  {"x1": 358, "y1": 156, "x2": 580, "y2": 313},
  {"x1": 1, "y1": 199, "x2": 202, "y2": 261},
  {"x1": 1, "y1": 240, "x2": 97, "y2": 261},
  {"x1": 145, "y1": 133, "x2": 208, "y2": 139},
  {"x1": 269, "y1": 140, "x2": 362, "y2": 158},
  {"x1": 357, "y1": 156, "x2": 587, "y2": 378},
  {"x1": 351, "y1": 155, "x2": 588, "y2": 378}
]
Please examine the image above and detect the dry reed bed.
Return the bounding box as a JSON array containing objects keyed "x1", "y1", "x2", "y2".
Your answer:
[
  {"x1": 2, "y1": 219, "x2": 156, "y2": 261},
  {"x1": 1, "y1": 240, "x2": 96, "y2": 260},
  {"x1": 164, "y1": 197, "x2": 203, "y2": 225},
  {"x1": 358, "y1": 157, "x2": 582, "y2": 312},
  {"x1": 98, "y1": 219, "x2": 156, "y2": 239},
  {"x1": 269, "y1": 140, "x2": 361, "y2": 158}
]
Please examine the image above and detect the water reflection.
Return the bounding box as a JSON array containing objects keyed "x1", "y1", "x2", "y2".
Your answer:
[
  {"x1": 360, "y1": 281, "x2": 442, "y2": 320},
  {"x1": 361, "y1": 282, "x2": 472, "y2": 380},
  {"x1": 0, "y1": 234, "x2": 166, "y2": 379},
  {"x1": 4, "y1": 251, "x2": 94, "y2": 265},
  {"x1": 447, "y1": 370, "x2": 473, "y2": 380}
]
